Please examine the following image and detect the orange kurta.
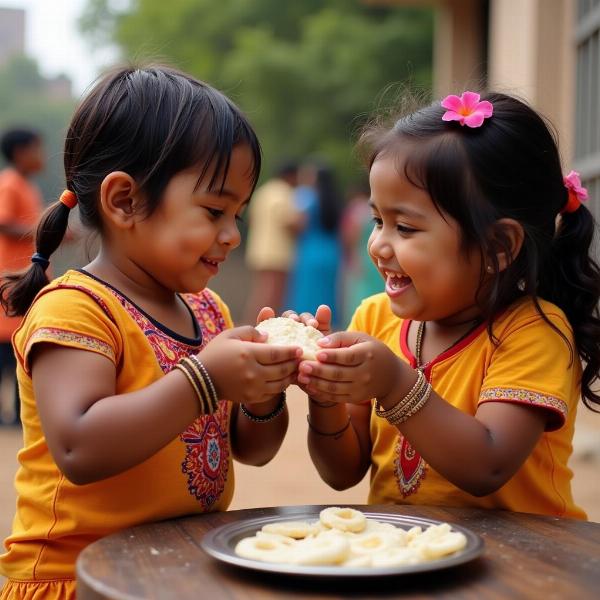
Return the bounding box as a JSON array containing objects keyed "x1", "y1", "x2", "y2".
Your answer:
[
  {"x1": 0, "y1": 168, "x2": 43, "y2": 341},
  {"x1": 348, "y1": 293, "x2": 585, "y2": 519},
  {"x1": 1, "y1": 270, "x2": 235, "y2": 600}
]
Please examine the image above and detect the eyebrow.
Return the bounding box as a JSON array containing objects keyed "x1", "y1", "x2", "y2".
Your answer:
[{"x1": 367, "y1": 199, "x2": 425, "y2": 219}]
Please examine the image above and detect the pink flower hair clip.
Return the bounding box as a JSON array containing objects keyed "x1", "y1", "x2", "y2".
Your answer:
[
  {"x1": 562, "y1": 170, "x2": 588, "y2": 214},
  {"x1": 441, "y1": 91, "x2": 493, "y2": 128}
]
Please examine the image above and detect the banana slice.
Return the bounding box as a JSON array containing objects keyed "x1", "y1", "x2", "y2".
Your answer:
[{"x1": 320, "y1": 507, "x2": 367, "y2": 533}]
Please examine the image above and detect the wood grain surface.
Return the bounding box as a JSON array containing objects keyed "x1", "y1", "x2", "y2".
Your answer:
[{"x1": 77, "y1": 504, "x2": 600, "y2": 599}]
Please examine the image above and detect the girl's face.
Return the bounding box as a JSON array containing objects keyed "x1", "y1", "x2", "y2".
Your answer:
[
  {"x1": 134, "y1": 143, "x2": 254, "y2": 293},
  {"x1": 368, "y1": 153, "x2": 483, "y2": 325}
]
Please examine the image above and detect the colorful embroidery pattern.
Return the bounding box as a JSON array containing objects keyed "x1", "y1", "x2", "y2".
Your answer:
[
  {"x1": 105, "y1": 286, "x2": 231, "y2": 511},
  {"x1": 25, "y1": 327, "x2": 116, "y2": 365},
  {"x1": 480, "y1": 387, "x2": 568, "y2": 418},
  {"x1": 394, "y1": 435, "x2": 427, "y2": 498}
]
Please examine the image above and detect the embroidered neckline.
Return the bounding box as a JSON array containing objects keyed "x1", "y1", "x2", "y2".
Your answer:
[
  {"x1": 400, "y1": 319, "x2": 487, "y2": 377},
  {"x1": 77, "y1": 269, "x2": 202, "y2": 346}
]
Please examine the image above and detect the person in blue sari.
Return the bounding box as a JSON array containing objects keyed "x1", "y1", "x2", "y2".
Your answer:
[{"x1": 285, "y1": 161, "x2": 343, "y2": 326}]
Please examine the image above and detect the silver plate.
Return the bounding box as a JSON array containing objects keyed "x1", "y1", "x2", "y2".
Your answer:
[{"x1": 200, "y1": 509, "x2": 484, "y2": 577}]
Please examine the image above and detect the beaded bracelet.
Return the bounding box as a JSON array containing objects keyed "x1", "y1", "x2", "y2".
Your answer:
[
  {"x1": 306, "y1": 414, "x2": 352, "y2": 440},
  {"x1": 240, "y1": 392, "x2": 287, "y2": 423},
  {"x1": 386, "y1": 382, "x2": 432, "y2": 426}
]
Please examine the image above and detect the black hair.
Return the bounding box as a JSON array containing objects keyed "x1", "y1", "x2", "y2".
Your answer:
[
  {"x1": 313, "y1": 162, "x2": 343, "y2": 233},
  {"x1": 0, "y1": 128, "x2": 41, "y2": 163},
  {"x1": 0, "y1": 64, "x2": 261, "y2": 317},
  {"x1": 360, "y1": 92, "x2": 600, "y2": 410}
]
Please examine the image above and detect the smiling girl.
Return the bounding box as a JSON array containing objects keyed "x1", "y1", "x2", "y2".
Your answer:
[
  {"x1": 298, "y1": 92, "x2": 600, "y2": 518},
  {"x1": 0, "y1": 65, "x2": 300, "y2": 600}
]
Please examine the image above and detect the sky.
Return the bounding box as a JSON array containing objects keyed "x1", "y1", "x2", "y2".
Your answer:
[{"x1": 1, "y1": 0, "x2": 118, "y2": 95}]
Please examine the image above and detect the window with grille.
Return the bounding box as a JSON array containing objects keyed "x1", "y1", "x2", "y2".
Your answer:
[{"x1": 575, "y1": 0, "x2": 600, "y2": 215}]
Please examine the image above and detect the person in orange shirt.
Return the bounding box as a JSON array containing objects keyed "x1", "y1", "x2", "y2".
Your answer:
[
  {"x1": 290, "y1": 92, "x2": 600, "y2": 519},
  {"x1": 0, "y1": 128, "x2": 45, "y2": 425}
]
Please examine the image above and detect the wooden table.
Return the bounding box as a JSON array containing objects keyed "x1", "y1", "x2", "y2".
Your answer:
[{"x1": 77, "y1": 504, "x2": 600, "y2": 599}]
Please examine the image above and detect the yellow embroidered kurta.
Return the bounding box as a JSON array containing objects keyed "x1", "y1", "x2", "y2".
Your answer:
[
  {"x1": 348, "y1": 293, "x2": 585, "y2": 519},
  {"x1": 1, "y1": 270, "x2": 235, "y2": 600}
]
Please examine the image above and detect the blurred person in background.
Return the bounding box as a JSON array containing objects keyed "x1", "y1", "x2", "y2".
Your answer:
[
  {"x1": 0, "y1": 128, "x2": 45, "y2": 426},
  {"x1": 243, "y1": 161, "x2": 301, "y2": 322},
  {"x1": 285, "y1": 160, "x2": 343, "y2": 326},
  {"x1": 340, "y1": 182, "x2": 383, "y2": 326}
]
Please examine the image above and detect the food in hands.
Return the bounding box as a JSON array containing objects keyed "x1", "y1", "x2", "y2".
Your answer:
[{"x1": 256, "y1": 317, "x2": 323, "y2": 360}]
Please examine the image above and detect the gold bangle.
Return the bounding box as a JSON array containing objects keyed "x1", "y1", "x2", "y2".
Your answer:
[
  {"x1": 375, "y1": 369, "x2": 427, "y2": 420},
  {"x1": 386, "y1": 382, "x2": 432, "y2": 426},
  {"x1": 189, "y1": 355, "x2": 219, "y2": 413},
  {"x1": 174, "y1": 362, "x2": 207, "y2": 414}
]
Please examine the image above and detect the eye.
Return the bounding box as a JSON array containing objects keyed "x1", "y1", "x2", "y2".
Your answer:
[
  {"x1": 235, "y1": 214, "x2": 245, "y2": 224},
  {"x1": 206, "y1": 207, "x2": 224, "y2": 218},
  {"x1": 397, "y1": 224, "x2": 418, "y2": 234},
  {"x1": 371, "y1": 216, "x2": 383, "y2": 228}
]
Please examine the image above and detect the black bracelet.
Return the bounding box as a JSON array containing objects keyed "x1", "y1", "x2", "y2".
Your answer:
[
  {"x1": 309, "y1": 397, "x2": 337, "y2": 408},
  {"x1": 240, "y1": 392, "x2": 286, "y2": 423},
  {"x1": 306, "y1": 415, "x2": 352, "y2": 440}
]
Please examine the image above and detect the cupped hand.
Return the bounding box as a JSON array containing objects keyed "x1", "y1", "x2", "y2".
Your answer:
[
  {"x1": 198, "y1": 325, "x2": 302, "y2": 405},
  {"x1": 279, "y1": 304, "x2": 333, "y2": 334},
  {"x1": 296, "y1": 331, "x2": 405, "y2": 405}
]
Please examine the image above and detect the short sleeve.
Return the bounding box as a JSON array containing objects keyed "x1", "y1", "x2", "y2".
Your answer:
[
  {"x1": 14, "y1": 286, "x2": 123, "y2": 375},
  {"x1": 479, "y1": 312, "x2": 577, "y2": 430}
]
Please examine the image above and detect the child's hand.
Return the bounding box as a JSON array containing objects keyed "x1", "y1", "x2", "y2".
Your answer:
[
  {"x1": 297, "y1": 331, "x2": 405, "y2": 405},
  {"x1": 198, "y1": 325, "x2": 301, "y2": 405},
  {"x1": 256, "y1": 304, "x2": 332, "y2": 335}
]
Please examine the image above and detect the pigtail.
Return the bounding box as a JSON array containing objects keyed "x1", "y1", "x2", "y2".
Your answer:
[
  {"x1": 0, "y1": 197, "x2": 72, "y2": 316},
  {"x1": 539, "y1": 205, "x2": 600, "y2": 411}
]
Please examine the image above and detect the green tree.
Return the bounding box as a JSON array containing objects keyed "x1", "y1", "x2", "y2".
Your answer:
[
  {"x1": 0, "y1": 55, "x2": 75, "y2": 202},
  {"x1": 80, "y1": 0, "x2": 433, "y2": 187}
]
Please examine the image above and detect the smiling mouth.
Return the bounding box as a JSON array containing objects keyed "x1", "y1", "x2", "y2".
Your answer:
[{"x1": 384, "y1": 270, "x2": 413, "y2": 296}]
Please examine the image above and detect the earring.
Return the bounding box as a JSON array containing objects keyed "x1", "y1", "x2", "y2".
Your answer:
[
  {"x1": 517, "y1": 278, "x2": 526, "y2": 292},
  {"x1": 486, "y1": 265, "x2": 493, "y2": 273}
]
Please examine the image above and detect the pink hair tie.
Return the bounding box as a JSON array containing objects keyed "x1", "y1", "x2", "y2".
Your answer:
[
  {"x1": 59, "y1": 190, "x2": 77, "y2": 210},
  {"x1": 441, "y1": 91, "x2": 493, "y2": 128},
  {"x1": 562, "y1": 170, "x2": 588, "y2": 214}
]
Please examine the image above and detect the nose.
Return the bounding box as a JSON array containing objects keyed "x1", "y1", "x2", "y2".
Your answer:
[
  {"x1": 368, "y1": 227, "x2": 394, "y2": 260},
  {"x1": 218, "y1": 219, "x2": 241, "y2": 249}
]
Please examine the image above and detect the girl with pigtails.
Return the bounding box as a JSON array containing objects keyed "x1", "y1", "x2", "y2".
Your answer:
[
  {"x1": 0, "y1": 66, "x2": 302, "y2": 600},
  {"x1": 295, "y1": 92, "x2": 600, "y2": 518}
]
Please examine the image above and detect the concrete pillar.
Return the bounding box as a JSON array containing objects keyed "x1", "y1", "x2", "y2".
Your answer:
[
  {"x1": 433, "y1": 0, "x2": 486, "y2": 96},
  {"x1": 488, "y1": 0, "x2": 576, "y2": 163}
]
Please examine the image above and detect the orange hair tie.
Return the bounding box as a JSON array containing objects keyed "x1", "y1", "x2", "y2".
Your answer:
[{"x1": 59, "y1": 190, "x2": 77, "y2": 210}]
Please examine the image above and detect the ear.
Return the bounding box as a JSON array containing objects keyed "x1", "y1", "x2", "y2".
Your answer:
[
  {"x1": 489, "y1": 218, "x2": 525, "y2": 272},
  {"x1": 99, "y1": 171, "x2": 142, "y2": 229}
]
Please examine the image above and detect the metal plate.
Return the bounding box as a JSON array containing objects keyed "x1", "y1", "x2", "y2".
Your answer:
[{"x1": 200, "y1": 509, "x2": 484, "y2": 578}]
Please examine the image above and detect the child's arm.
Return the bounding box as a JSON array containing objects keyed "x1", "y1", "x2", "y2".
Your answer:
[
  {"x1": 301, "y1": 332, "x2": 549, "y2": 496},
  {"x1": 33, "y1": 326, "x2": 300, "y2": 485}
]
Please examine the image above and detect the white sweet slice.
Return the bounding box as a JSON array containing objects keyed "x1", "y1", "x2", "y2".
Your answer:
[{"x1": 256, "y1": 317, "x2": 324, "y2": 360}]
